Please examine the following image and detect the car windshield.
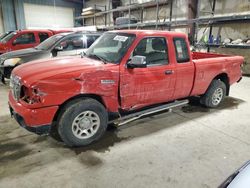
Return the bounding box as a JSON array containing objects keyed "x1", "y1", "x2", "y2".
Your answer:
[
  {"x1": 85, "y1": 32, "x2": 136, "y2": 64},
  {"x1": 0, "y1": 31, "x2": 13, "y2": 40},
  {"x1": 35, "y1": 35, "x2": 64, "y2": 50},
  {"x1": 0, "y1": 32, "x2": 16, "y2": 43}
]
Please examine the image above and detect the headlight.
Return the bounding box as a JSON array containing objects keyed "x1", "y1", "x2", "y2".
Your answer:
[
  {"x1": 3, "y1": 58, "x2": 21, "y2": 66},
  {"x1": 9, "y1": 74, "x2": 22, "y2": 101},
  {"x1": 21, "y1": 87, "x2": 46, "y2": 104}
]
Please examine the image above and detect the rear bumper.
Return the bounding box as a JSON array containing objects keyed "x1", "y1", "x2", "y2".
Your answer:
[{"x1": 8, "y1": 92, "x2": 59, "y2": 135}]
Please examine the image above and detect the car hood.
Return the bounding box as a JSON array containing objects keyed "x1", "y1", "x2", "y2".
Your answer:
[
  {"x1": 0, "y1": 48, "x2": 43, "y2": 60},
  {"x1": 13, "y1": 56, "x2": 118, "y2": 86}
]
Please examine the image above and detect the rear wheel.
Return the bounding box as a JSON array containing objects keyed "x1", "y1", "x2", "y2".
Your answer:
[
  {"x1": 58, "y1": 98, "x2": 108, "y2": 147},
  {"x1": 200, "y1": 80, "x2": 226, "y2": 108}
]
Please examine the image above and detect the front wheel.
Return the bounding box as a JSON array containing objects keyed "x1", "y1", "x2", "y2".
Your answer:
[
  {"x1": 200, "y1": 80, "x2": 226, "y2": 108},
  {"x1": 58, "y1": 98, "x2": 108, "y2": 147}
]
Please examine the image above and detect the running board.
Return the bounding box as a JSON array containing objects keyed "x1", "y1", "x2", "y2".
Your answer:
[{"x1": 109, "y1": 100, "x2": 189, "y2": 127}]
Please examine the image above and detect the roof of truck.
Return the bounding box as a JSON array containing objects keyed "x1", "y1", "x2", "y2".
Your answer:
[
  {"x1": 109, "y1": 30, "x2": 187, "y2": 37},
  {"x1": 15, "y1": 29, "x2": 53, "y2": 32},
  {"x1": 14, "y1": 29, "x2": 73, "y2": 33}
]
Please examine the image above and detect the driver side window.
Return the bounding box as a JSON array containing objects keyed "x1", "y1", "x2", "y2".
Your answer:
[
  {"x1": 14, "y1": 33, "x2": 36, "y2": 45},
  {"x1": 58, "y1": 36, "x2": 86, "y2": 51},
  {"x1": 133, "y1": 37, "x2": 168, "y2": 66}
]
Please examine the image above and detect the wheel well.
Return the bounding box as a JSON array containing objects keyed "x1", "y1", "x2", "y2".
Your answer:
[
  {"x1": 52, "y1": 94, "x2": 106, "y2": 125},
  {"x1": 213, "y1": 73, "x2": 230, "y2": 95}
]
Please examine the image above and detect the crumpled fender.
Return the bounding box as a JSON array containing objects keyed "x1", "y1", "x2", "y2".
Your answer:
[{"x1": 28, "y1": 69, "x2": 120, "y2": 112}]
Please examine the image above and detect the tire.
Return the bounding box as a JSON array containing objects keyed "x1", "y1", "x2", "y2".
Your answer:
[
  {"x1": 200, "y1": 80, "x2": 226, "y2": 108},
  {"x1": 58, "y1": 98, "x2": 108, "y2": 147}
]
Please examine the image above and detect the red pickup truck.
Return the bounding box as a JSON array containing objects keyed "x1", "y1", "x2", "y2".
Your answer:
[
  {"x1": 0, "y1": 29, "x2": 71, "y2": 54},
  {"x1": 8, "y1": 30, "x2": 243, "y2": 146}
]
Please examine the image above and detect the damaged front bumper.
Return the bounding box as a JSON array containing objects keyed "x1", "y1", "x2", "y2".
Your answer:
[
  {"x1": 8, "y1": 92, "x2": 58, "y2": 135},
  {"x1": 9, "y1": 106, "x2": 51, "y2": 135}
]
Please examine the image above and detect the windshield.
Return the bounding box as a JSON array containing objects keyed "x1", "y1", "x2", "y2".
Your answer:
[
  {"x1": 85, "y1": 32, "x2": 136, "y2": 64},
  {"x1": 0, "y1": 31, "x2": 13, "y2": 40},
  {"x1": 35, "y1": 35, "x2": 64, "y2": 50},
  {"x1": 0, "y1": 32, "x2": 16, "y2": 43}
]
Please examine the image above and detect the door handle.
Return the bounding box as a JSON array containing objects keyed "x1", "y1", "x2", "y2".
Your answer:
[{"x1": 165, "y1": 70, "x2": 174, "y2": 75}]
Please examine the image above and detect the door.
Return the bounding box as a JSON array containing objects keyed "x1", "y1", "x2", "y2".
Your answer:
[
  {"x1": 120, "y1": 37, "x2": 176, "y2": 110},
  {"x1": 172, "y1": 37, "x2": 195, "y2": 99},
  {"x1": 23, "y1": 3, "x2": 74, "y2": 28},
  {"x1": 11, "y1": 32, "x2": 38, "y2": 51}
]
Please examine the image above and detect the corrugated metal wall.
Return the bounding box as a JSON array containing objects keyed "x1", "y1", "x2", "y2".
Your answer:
[
  {"x1": 1, "y1": 0, "x2": 16, "y2": 31},
  {"x1": 0, "y1": 0, "x2": 82, "y2": 32}
]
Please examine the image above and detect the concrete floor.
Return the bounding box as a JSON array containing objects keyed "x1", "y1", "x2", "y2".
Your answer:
[{"x1": 0, "y1": 77, "x2": 250, "y2": 188}]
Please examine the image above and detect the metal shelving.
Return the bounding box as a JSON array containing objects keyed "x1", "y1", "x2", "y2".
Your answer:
[
  {"x1": 77, "y1": 0, "x2": 250, "y2": 51},
  {"x1": 77, "y1": 0, "x2": 250, "y2": 30},
  {"x1": 100, "y1": 13, "x2": 250, "y2": 30},
  {"x1": 197, "y1": 43, "x2": 250, "y2": 49},
  {"x1": 77, "y1": 0, "x2": 171, "y2": 28},
  {"x1": 78, "y1": 0, "x2": 170, "y2": 19}
]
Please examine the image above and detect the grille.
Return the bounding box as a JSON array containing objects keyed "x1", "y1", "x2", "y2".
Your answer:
[{"x1": 10, "y1": 74, "x2": 21, "y2": 101}]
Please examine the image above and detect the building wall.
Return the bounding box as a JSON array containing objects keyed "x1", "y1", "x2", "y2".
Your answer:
[
  {"x1": 1, "y1": 0, "x2": 17, "y2": 31},
  {"x1": 0, "y1": 3, "x2": 4, "y2": 33},
  {"x1": 0, "y1": 0, "x2": 82, "y2": 32}
]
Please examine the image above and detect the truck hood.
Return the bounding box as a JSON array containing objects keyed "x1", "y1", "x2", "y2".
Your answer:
[
  {"x1": 0, "y1": 47, "x2": 43, "y2": 60},
  {"x1": 13, "y1": 56, "x2": 118, "y2": 86}
]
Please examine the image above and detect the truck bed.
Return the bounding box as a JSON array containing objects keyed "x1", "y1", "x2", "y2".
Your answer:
[
  {"x1": 190, "y1": 52, "x2": 244, "y2": 96},
  {"x1": 192, "y1": 52, "x2": 228, "y2": 60}
]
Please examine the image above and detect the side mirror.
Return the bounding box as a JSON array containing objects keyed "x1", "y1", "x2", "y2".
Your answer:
[
  {"x1": 54, "y1": 41, "x2": 67, "y2": 51},
  {"x1": 127, "y1": 55, "x2": 147, "y2": 69},
  {"x1": 54, "y1": 45, "x2": 63, "y2": 51}
]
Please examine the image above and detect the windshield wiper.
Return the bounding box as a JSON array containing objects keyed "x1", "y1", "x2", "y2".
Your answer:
[{"x1": 88, "y1": 54, "x2": 107, "y2": 64}]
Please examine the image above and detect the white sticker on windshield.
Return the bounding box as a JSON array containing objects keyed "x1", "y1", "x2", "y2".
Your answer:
[{"x1": 113, "y1": 35, "x2": 128, "y2": 42}]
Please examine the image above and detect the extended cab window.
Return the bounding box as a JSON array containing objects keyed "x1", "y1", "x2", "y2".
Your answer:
[
  {"x1": 173, "y1": 38, "x2": 190, "y2": 63},
  {"x1": 133, "y1": 37, "x2": 168, "y2": 66},
  {"x1": 39, "y1": 32, "x2": 49, "y2": 43},
  {"x1": 15, "y1": 33, "x2": 36, "y2": 44}
]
